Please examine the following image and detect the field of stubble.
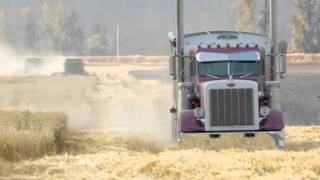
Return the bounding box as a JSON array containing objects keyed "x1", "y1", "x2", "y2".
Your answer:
[
  {"x1": 0, "y1": 126, "x2": 319, "y2": 180},
  {"x1": 0, "y1": 58, "x2": 319, "y2": 179}
]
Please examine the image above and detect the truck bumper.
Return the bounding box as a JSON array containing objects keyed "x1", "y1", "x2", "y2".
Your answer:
[{"x1": 178, "y1": 130, "x2": 285, "y2": 150}]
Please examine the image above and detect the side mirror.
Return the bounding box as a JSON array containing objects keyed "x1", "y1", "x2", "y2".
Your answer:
[
  {"x1": 168, "y1": 32, "x2": 176, "y2": 47},
  {"x1": 169, "y1": 56, "x2": 176, "y2": 80},
  {"x1": 278, "y1": 41, "x2": 287, "y2": 78}
]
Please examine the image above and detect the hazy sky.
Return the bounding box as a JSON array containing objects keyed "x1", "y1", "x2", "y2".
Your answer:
[{"x1": 0, "y1": 0, "x2": 293, "y2": 55}]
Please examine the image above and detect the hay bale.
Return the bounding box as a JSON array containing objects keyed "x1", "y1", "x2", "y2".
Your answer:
[{"x1": 0, "y1": 110, "x2": 67, "y2": 161}]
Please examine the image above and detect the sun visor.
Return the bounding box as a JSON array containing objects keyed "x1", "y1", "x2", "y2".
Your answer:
[{"x1": 196, "y1": 51, "x2": 261, "y2": 62}]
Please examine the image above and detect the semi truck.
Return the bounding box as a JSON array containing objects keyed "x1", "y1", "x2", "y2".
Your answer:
[{"x1": 168, "y1": 0, "x2": 287, "y2": 149}]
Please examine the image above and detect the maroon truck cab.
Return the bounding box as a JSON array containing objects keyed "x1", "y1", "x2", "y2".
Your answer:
[{"x1": 169, "y1": 31, "x2": 287, "y2": 149}]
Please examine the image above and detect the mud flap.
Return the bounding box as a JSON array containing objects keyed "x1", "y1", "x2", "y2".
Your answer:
[{"x1": 178, "y1": 131, "x2": 285, "y2": 150}]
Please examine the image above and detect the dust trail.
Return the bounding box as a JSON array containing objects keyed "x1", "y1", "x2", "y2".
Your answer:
[
  {"x1": 0, "y1": 45, "x2": 66, "y2": 76},
  {"x1": 0, "y1": 51, "x2": 174, "y2": 144},
  {"x1": 24, "y1": 55, "x2": 66, "y2": 76},
  {"x1": 88, "y1": 75, "x2": 173, "y2": 140},
  {"x1": 0, "y1": 65, "x2": 173, "y2": 142},
  {"x1": 0, "y1": 45, "x2": 25, "y2": 75}
]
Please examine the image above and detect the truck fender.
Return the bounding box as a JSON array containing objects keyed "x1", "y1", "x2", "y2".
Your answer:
[
  {"x1": 180, "y1": 110, "x2": 204, "y2": 132},
  {"x1": 260, "y1": 110, "x2": 285, "y2": 131}
]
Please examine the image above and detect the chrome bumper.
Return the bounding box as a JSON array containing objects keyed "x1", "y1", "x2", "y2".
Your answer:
[{"x1": 177, "y1": 131, "x2": 285, "y2": 150}]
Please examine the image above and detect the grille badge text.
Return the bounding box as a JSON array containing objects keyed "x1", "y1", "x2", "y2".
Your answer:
[{"x1": 227, "y1": 83, "x2": 236, "y2": 87}]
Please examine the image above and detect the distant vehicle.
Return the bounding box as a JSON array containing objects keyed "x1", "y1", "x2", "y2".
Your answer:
[
  {"x1": 25, "y1": 57, "x2": 44, "y2": 75},
  {"x1": 64, "y1": 58, "x2": 87, "y2": 75}
]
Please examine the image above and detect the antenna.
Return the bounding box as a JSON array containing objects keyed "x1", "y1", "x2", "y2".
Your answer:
[
  {"x1": 270, "y1": 0, "x2": 279, "y2": 80},
  {"x1": 117, "y1": 24, "x2": 120, "y2": 57}
]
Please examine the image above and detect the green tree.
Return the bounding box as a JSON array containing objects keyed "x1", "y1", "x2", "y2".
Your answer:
[
  {"x1": 21, "y1": 7, "x2": 39, "y2": 52},
  {"x1": 87, "y1": 25, "x2": 108, "y2": 55},
  {"x1": 63, "y1": 11, "x2": 84, "y2": 55},
  {"x1": 230, "y1": 0, "x2": 256, "y2": 32},
  {"x1": 40, "y1": 3, "x2": 77, "y2": 54},
  {"x1": 0, "y1": 11, "x2": 6, "y2": 44},
  {"x1": 40, "y1": 3, "x2": 54, "y2": 52},
  {"x1": 51, "y1": 4, "x2": 65, "y2": 53},
  {"x1": 290, "y1": 0, "x2": 320, "y2": 53}
]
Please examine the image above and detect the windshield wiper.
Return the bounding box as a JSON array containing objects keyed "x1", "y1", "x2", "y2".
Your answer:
[
  {"x1": 240, "y1": 73, "x2": 253, "y2": 79},
  {"x1": 205, "y1": 74, "x2": 219, "y2": 79}
]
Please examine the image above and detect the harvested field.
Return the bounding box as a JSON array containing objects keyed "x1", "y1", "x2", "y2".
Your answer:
[
  {"x1": 82, "y1": 56, "x2": 168, "y2": 66},
  {"x1": 287, "y1": 53, "x2": 320, "y2": 64},
  {"x1": 0, "y1": 126, "x2": 319, "y2": 179},
  {"x1": 0, "y1": 110, "x2": 67, "y2": 161}
]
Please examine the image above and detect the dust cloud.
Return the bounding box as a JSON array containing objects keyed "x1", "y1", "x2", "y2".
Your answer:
[
  {"x1": 24, "y1": 55, "x2": 66, "y2": 76},
  {"x1": 0, "y1": 45, "x2": 24, "y2": 75},
  {"x1": 0, "y1": 56, "x2": 173, "y2": 142},
  {"x1": 88, "y1": 75, "x2": 172, "y2": 140},
  {"x1": 0, "y1": 45, "x2": 66, "y2": 76}
]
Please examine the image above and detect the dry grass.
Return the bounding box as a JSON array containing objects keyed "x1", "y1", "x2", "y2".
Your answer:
[
  {"x1": 0, "y1": 110, "x2": 67, "y2": 161},
  {"x1": 0, "y1": 126, "x2": 319, "y2": 179}
]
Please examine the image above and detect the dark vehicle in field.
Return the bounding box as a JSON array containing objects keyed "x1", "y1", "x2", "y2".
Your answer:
[{"x1": 64, "y1": 59, "x2": 87, "y2": 75}]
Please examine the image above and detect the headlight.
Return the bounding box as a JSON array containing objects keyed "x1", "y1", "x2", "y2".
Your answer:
[
  {"x1": 258, "y1": 91, "x2": 264, "y2": 97},
  {"x1": 193, "y1": 108, "x2": 205, "y2": 119},
  {"x1": 260, "y1": 106, "x2": 270, "y2": 117}
]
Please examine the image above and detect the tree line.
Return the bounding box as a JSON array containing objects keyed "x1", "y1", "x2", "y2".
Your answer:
[
  {"x1": 0, "y1": 1, "x2": 319, "y2": 54},
  {"x1": 231, "y1": 0, "x2": 320, "y2": 53},
  {"x1": 0, "y1": 3, "x2": 109, "y2": 56}
]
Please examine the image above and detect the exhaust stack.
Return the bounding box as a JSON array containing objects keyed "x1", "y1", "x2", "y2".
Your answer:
[
  {"x1": 269, "y1": 0, "x2": 281, "y2": 110},
  {"x1": 270, "y1": 0, "x2": 278, "y2": 50},
  {"x1": 176, "y1": 0, "x2": 184, "y2": 83}
]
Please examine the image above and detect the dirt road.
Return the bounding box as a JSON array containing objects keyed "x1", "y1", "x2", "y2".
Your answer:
[{"x1": 281, "y1": 64, "x2": 320, "y2": 125}]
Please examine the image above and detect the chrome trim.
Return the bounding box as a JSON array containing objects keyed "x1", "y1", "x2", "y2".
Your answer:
[
  {"x1": 196, "y1": 51, "x2": 260, "y2": 62},
  {"x1": 201, "y1": 80, "x2": 259, "y2": 131},
  {"x1": 179, "y1": 130, "x2": 285, "y2": 149}
]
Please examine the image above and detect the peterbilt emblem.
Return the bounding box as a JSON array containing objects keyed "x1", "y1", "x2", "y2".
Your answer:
[{"x1": 227, "y1": 83, "x2": 236, "y2": 87}]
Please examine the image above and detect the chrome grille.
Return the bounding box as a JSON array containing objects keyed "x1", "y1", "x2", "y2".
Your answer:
[{"x1": 209, "y1": 88, "x2": 254, "y2": 126}]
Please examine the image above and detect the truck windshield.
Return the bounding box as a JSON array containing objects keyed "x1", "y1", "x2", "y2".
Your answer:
[{"x1": 198, "y1": 61, "x2": 259, "y2": 77}]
